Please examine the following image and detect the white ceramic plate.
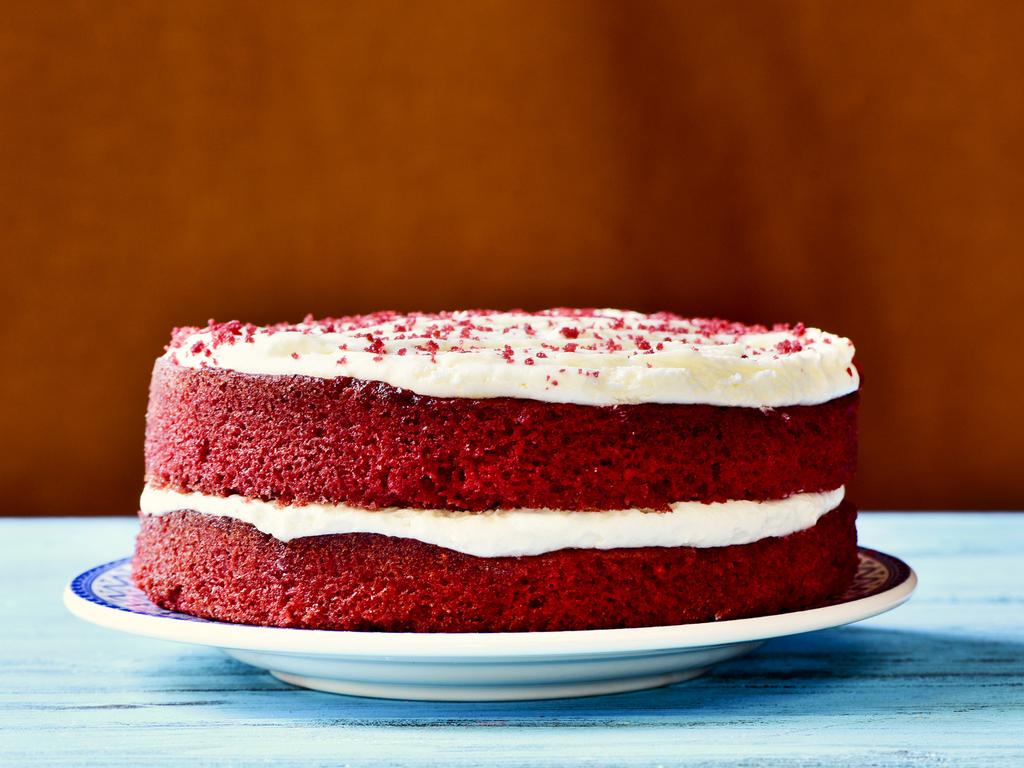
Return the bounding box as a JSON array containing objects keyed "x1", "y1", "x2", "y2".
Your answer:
[{"x1": 64, "y1": 548, "x2": 915, "y2": 701}]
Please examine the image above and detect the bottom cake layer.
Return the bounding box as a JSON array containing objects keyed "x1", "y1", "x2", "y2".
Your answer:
[{"x1": 132, "y1": 504, "x2": 858, "y2": 632}]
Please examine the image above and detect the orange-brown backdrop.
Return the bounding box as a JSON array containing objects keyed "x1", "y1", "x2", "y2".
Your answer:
[{"x1": 2, "y1": 1, "x2": 1023, "y2": 516}]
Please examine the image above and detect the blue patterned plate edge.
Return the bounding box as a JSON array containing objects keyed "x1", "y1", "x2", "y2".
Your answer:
[{"x1": 63, "y1": 547, "x2": 916, "y2": 659}]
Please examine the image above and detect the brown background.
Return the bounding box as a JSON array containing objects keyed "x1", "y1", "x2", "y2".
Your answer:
[{"x1": 2, "y1": 1, "x2": 1023, "y2": 516}]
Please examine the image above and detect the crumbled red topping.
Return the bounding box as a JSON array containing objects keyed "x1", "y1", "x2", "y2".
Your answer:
[
  {"x1": 363, "y1": 335, "x2": 387, "y2": 356},
  {"x1": 166, "y1": 310, "x2": 831, "y2": 377}
]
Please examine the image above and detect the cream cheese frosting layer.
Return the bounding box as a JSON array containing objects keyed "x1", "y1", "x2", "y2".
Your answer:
[
  {"x1": 140, "y1": 485, "x2": 846, "y2": 558},
  {"x1": 164, "y1": 309, "x2": 859, "y2": 407}
]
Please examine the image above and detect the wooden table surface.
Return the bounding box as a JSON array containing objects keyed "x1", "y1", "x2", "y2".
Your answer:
[{"x1": 1, "y1": 514, "x2": 1021, "y2": 766}]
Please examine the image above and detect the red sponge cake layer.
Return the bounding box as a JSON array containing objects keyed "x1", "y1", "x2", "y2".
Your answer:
[
  {"x1": 145, "y1": 360, "x2": 857, "y2": 511},
  {"x1": 132, "y1": 502, "x2": 858, "y2": 632}
]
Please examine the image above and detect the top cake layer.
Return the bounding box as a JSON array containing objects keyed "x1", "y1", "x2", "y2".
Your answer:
[{"x1": 165, "y1": 309, "x2": 858, "y2": 407}]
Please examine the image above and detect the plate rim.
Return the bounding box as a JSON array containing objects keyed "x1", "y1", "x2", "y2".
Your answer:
[{"x1": 63, "y1": 547, "x2": 916, "y2": 658}]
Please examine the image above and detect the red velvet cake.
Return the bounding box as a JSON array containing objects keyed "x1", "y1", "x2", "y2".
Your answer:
[{"x1": 132, "y1": 309, "x2": 861, "y2": 632}]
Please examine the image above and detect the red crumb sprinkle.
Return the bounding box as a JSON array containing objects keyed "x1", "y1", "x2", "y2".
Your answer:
[
  {"x1": 290, "y1": 352, "x2": 300, "y2": 360},
  {"x1": 336, "y1": 356, "x2": 348, "y2": 365},
  {"x1": 363, "y1": 335, "x2": 387, "y2": 356},
  {"x1": 212, "y1": 320, "x2": 247, "y2": 346},
  {"x1": 165, "y1": 311, "x2": 841, "y2": 371},
  {"x1": 414, "y1": 340, "x2": 440, "y2": 362}
]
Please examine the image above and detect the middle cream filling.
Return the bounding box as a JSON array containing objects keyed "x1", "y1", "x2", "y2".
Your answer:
[{"x1": 140, "y1": 485, "x2": 846, "y2": 558}]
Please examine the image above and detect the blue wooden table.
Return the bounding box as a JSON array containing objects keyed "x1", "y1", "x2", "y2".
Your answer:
[{"x1": 1, "y1": 514, "x2": 1022, "y2": 766}]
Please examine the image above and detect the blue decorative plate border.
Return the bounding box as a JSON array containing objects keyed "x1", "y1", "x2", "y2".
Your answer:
[
  {"x1": 70, "y1": 557, "x2": 214, "y2": 623},
  {"x1": 69, "y1": 547, "x2": 911, "y2": 628},
  {"x1": 824, "y1": 547, "x2": 910, "y2": 606}
]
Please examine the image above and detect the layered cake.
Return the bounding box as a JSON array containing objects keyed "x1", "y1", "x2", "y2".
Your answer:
[{"x1": 133, "y1": 309, "x2": 860, "y2": 632}]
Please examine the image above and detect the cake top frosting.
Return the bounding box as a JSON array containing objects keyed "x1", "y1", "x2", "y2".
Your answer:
[{"x1": 163, "y1": 308, "x2": 859, "y2": 407}]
